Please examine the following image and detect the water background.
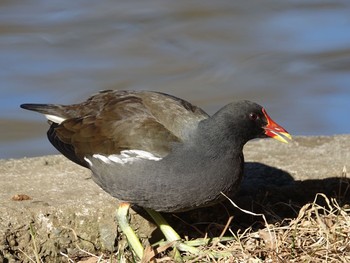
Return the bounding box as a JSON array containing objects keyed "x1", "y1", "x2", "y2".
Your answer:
[{"x1": 1, "y1": 0, "x2": 350, "y2": 159}]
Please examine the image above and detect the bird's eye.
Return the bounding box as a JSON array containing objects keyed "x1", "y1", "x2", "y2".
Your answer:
[{"x1": 249, "y1": 113, "x2": 258, "y2": 121}]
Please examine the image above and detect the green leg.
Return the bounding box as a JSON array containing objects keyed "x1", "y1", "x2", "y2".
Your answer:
[
  {"x1": 144, "y1": 208, "x2": 200, "y2": 255},
  {"x1": 116, "y1": 202, "x2": 144, "y2": 259},
  {"x1": 116, "y1": 203, "x2": 200, "y2": 261}
]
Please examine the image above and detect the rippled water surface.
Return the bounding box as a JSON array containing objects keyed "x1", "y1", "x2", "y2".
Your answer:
[{"x1": 1, "y1": 0, "x2": 350, "y2": 158}]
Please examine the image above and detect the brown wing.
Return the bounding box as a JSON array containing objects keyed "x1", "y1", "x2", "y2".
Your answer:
[{"x1": 46, "y1": 90, "x2": 209, "y2": 167}]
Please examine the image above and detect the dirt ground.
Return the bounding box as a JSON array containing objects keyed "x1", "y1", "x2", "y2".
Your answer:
[{"x1": 0, "y1": 135, "x2": 349, "y2": 262}]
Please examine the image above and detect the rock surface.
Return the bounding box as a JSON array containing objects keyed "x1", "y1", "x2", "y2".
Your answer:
[{"x1": 0, "y1": 135, "x2": 349, "y2": 262}]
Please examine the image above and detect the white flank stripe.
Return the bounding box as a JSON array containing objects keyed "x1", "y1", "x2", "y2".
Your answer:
[
  {"x1": 126, "y1": 150, "x2": 162, "y2": 161},
  {"x1": 88, "y1": 150, "x2": 162, "y2": 166},
  {"x1": 107, "y1": 155, "x2": 125, "y2": 164},
  {"x1": 92, "y1": 154, "x2": 111, "y2": 163},
  {"x1": 44, "y1": 114, "x2": 66, "y2": 124},
  {"x1": 84, "y1": 157, "x2": 92, "y2": 166}
]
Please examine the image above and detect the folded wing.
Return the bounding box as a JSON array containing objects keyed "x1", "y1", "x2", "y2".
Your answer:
[{"x1": 21, "y1": 90, "x2": 209, "y2": 167}]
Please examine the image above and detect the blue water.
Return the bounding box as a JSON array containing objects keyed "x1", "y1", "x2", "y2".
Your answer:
[{"x1": 1, "y1": 0, "x2": 350, "y2": 159}]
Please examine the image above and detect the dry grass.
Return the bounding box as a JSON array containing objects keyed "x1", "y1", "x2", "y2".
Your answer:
[
  {"x1": 61, "y1": 192, "x2": 350, "y2": 263},
  {"x1": 216, "y1": 193, "x2": 350, "y2": 263}
]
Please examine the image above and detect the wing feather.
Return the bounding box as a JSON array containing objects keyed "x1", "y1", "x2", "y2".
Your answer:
[{"x1": 24, "y1": 90, "x2": 209, "y2": 167}]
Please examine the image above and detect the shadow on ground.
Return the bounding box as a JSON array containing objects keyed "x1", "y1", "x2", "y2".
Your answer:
[{"x1": 146, "y1": 162, "x2": 350, "y2": 241}]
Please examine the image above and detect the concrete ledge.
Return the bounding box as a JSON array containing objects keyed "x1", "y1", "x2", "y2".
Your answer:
[{"x1": 1, "y1": 135, "x2": 349, "y2": 262}]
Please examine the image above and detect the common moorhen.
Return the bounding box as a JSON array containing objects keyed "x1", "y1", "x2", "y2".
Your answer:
[{"x1": 21, "y1": 90, "x2": 291, "y2": 259}]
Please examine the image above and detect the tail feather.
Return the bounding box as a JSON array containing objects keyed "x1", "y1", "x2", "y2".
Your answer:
[
  {"x1": 20, "y1": 103, "x2": 59, "y2": 114},
  {"x1": 20, "y1": 103, "x2": 67, "y2": 124}
]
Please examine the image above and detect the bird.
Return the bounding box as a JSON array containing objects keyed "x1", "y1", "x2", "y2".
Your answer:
[{"x1": 21, "y1": 90, "x2": 291, "y2": 259}]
